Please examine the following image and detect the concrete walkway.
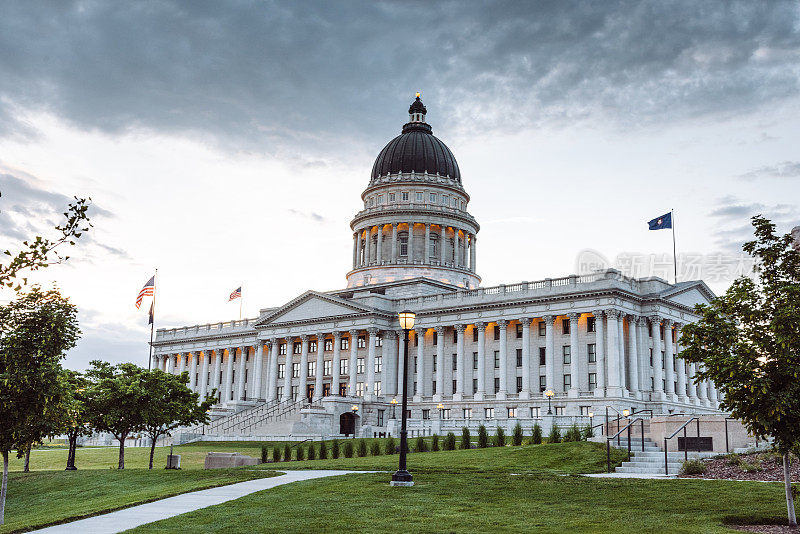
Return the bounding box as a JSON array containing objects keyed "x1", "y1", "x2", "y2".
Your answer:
[{"x1": 32, "y1": 470, "x2": 370, "y2": 534}]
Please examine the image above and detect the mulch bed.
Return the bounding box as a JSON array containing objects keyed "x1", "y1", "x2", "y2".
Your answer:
[{"x1": 679, "y1": 451, "x2": 800, "y2": 482}]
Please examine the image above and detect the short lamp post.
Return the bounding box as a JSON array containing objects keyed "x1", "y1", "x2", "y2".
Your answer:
[
  {"x1": 623, "y1": 409, "x2": 630, "y2": 418},
  {"x1": 351, "y1": 404, "x2": 359, "y2": 439},
  {"x1": 437, "y1": 403, "x2": 445, "y2": 420},
  {"x1": 391, "y1": 397, "x2": 398, "y2": 419},
  {"x1": 545, "y1": 389, "x2": 554, "y2": 415},
  {"x1": 588, "y1": 411, "x2": 594, "y2": 430},
  {"x1": 391, "y1": 309, "x2": 415, "y2": 487}
]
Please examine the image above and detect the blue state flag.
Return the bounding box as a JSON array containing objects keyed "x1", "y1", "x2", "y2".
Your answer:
[{"x1": 648, "y1": 212, "x2": 672, "y2": 230}]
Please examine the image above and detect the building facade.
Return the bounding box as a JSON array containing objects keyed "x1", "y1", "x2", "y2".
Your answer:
[{"x1": 153, "y1": 97, "x2": 722, "y2": 438}]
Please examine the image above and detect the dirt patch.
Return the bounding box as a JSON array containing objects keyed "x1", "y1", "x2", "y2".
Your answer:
[{"x1": 680, "y1": 452, "x2": 800, "y2": 482}]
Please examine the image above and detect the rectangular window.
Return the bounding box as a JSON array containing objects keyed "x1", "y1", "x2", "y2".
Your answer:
[
  {"x1": 377, "y1": 194, "x2": 384, "y2": 204},
  {"x1": 516, "y1": 376, "x2": 522, "y2": 393},
  {"x1": 539, "y1": 347, "x2": 546, "y2": 366},
  {"x1": 494, "y1": 351, "x2": 500, "y2": 369},
  {"x1": 563, "y1": 374, "x2": 572, "y2": 390},
  {"x1": 588, "y1": 372, "x2": 597, "y2": 391},
  {"x1": 279, "y1": 343, "x2": 287, "y2": 355},
  {"x1": 554, "y1": 406, "x2": 564, "y2": 416},
  {"x1": 377, "y1": 409, "x2": 385, "y2": 427},
  {"x1": 562, "y1": 318, "x2": 570, "y2": 335},
  {"x1": 291, "y1": 385, "x2": 298, "y2": 400},
  {"x1": 539, "y1": 376, "x2": 546, "y2": 392},
  {"x1": 276, "y1": 386, "x2": 283, "y2": 399},
  {"x1": 340, "y1": 359, "x2": 349, "y2": 375},
  {"x1": 292, "y1": 363, "x2": 300, "y2": 378},
  {"x1": 494, "y1": 377, "x2": 500, "y2": 393},
  {"x1": 587, "y1": 316, "x2": 596, "y2": 332},
  {"x1": 422, "y1": 409, "x2": 430, "y2": 420},
  {"x1": 649, "y1": 323, "x2": 653, "y2": 337},
  {"x1": 587, "y1": 343, "x2": 596, "y2": 363},
  {"x1": 563, "y1": 345, "x2": 571, "y2": 365},
  {"x1": 357, "y1": 336, "x2": 366, "y2": 349},
  {"x1": 453, "y1": 330, "x2": 458, "y2": 343},
  {"x1": 356, "y1": 382, "x2": 364, "y2": 396},
  {"x1": 442, "y1": 408, "x2": 451, "y2": 420},
  {"x1": 416, "y1": 191, "x2": 424, "y2": 202},
  {"x1": 322, "y1": 383, "x2": 331, "y2": 397},
  {"x1": 580, "y1": 406, "x2": 590, "y2": 416},
  {"x1": 472, "y1": 378, "x2": 478, "y2": 394},
  {"x1": 309, "y1": 341, "x2": 317, "y2": 353},
  {"x1": 473, "y1": 352, "x2": 478, "y2": 370},
  {"x1": 516, "y1": 323, "x2": 523, "y2": 338},
  {"x1": 388, "y1": 193, "x2": 396, "y2": 202},
  {"x1": 649, "y1": 348, "x2": 653, "y2": 366},
  {"x1": 494, "y1": 325, "x2": 501, "y2": 340},
  {"x1": 293, "y1": 342, "x2": 301, "y2": 355},
  {"x1": 432, "y1": 380, "x2": 437, "y2": 394},
  {"x1": 441, "y1": 195, "x2": 448, "y2": 205},
  {"x1": 374, "y1": 381, "x2": 382, "y2": 396},
  {"x1": 339, "y1": 383, "x2": 348, "y2": 396},
  {"x1": 485, "y1": 407, "x2": 494, "y2": 419},
  {"x1": 473, "y1": 328, "x2": 478, "y2": 342},
  {"x1": 324, "y1": 339, "x2": 333, "y2": 351},
  {"x1": 538, "y1": 321, "x2": 546, "y2": 336},
  {"x1": 508, "y1": 407, "x2": 517, "y2": 418},
  {"x1": 374, "y1": 356, "x2": 382, "y2": 373},
  {"x1": 516, "y1": 348, "x2": 522, "y2": 367},
  {"x1": 277, "y1": 363, "x2": 285, "y2": 379},
  {"x1": 429, "y1": 192, "x2": 437, "y2": 202},
  {"x1": 375, "y1": 335, "x2": 383, "y2": 347},
  {"x1": 306, "y1": 384, "x2": 314, "y2": 401},
  {"x1": 401, "y1": 191, "x2": 409, "y2": 201},
  {"x1": 464, "y1": 407, "x2": 472, "y2": 419},
  {"x1": 323, "y1": 360, "x2": 332, "y2": 376},
  {"x1": 433, "y1": 355, "x2": 437, "y2": 372},
  {"x1": 452, "y1": 197, "x2": 458, "y2": 207},
  {"x1": 341, "y1": 337, "x2": 350, "y2": 350},
  {"x1": 308, "y1": 361, "x2": 316, "y2": 377},
  {"x1": 662, "y1": 351, "x2": 666, "y2": 369},
  {"x1": 452, "y1": 354, "x2": 457, "y2": 371},
  {"x1": 530, "y1": 406, "x2": 541, "y2": 418},
  {"x1": 432, "y1": 331, "x2": 438, "y2": 345},
  {"x1": 357, "y1": 358, "x2": 365, "y2": 374}
]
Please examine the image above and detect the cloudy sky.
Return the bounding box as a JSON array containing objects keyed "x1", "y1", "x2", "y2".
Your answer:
[{"x1": 1, "y1": 1, "x2": 798, "y2": 370}]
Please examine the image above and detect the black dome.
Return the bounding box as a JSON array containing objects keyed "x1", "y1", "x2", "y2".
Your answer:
[{"x1": 370, "y1": 99, "x2": 461, "y2": 182}]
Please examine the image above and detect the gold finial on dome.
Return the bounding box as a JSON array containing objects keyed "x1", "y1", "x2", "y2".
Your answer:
[{"x1": 415, "y1": 91, "x2": 421, "y2": 98}]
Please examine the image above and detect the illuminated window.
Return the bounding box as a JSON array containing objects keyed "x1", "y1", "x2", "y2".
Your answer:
[
  {"x1": 587, "y1": 317, "x2": 596, "y2": 332},
  {"x1": 341, "y1": 337, "x2": 349, "y2": 350},
  {"x1": 324, "y1": 339, "x2": 333, "y2": 351},
  {"x1": 277, "y1": 364, "x2": 285, "y2": 379},
  {"x1": 324, "y1": 360, "x2": 332, "y2": 376},
  {"x1": 508, "y1": 407, "x2": 517, "y2": 418},
  {"x1": 357, "y1": 336, "x2": 366, "y2": 348},
  {"x1": 307, "y1": 361, "x2": 316, "y2": 377},
  {"x1": 292, "y1": 363, "x2": 300, "y2": 378},
  {"x1": 309, "y1": 341, "x2": 317, "y2": 353},
  {"x1": 374, "y1": 356, "x2": 382, "y2": 373},
  {"x1": 279, "y1": 343, "x2": 287, "y2": 355},
  {"x1": 339, "y1": 359, "x2": 348, "y2": 375},
  {"x1": 293, "y1": 342, "x2": 301, "y2": 354}
]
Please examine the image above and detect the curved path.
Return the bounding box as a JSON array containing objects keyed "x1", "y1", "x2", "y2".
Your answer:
[{"x1": 32, "y1": 470, "x2": 372, "y2": 534}]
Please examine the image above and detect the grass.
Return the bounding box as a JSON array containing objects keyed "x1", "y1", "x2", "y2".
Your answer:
[{"x1": 0, "y1": 469, "x2": 279, "y2": 534}]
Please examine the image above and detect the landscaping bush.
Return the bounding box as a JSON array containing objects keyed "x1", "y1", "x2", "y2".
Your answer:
[
  {"x1": 740, "y1": 460, "x2": 763, "y2": 473},
  {"x1": 444, "y1": 432, "x2": 456, "y2": 451},
  {"x1": 319, "y1": 441, "x2": 328, "y2": 459},
  {"x1": 725, "y1": 453, "x2": 740, "y2": 466},
  {"x1": 512, "y1": 423, "x2": 523, "y2": 446},
  {"x1": 431, "y1": 434, "x2": 440, "y2": 452},
  {"x1": 494, "y1": 426, "x2": 505, "y2": 447},
  {"x1": 461, "y1": 427, "x2": 471, "y2": 449},
  {"x1": 272, "y1": 447, "x2": 281, "y2": 463},
  {"x1": 357, "y1": 439, "x2": 368, "y2": 457},
  {"x1": 415, "y1": 435, "x2": 427, "y2": 453},
  {"x1": 680, "y1": 459, "x2": 707, "y2": 475},
  {"x1": 307, "y1": 444, "x2": 316, "y2": 460},
  {"x1": 582, "y1": 423, "x2": 594, "y2": 440},
  {"x1": 531, "y1": 423, "x2": 543, "y2": 445},
  {"x1": 478, "y1": 425, "x2": 489, "y2": 448},
  {"x1": 385, "y1": 436, "x2": 396, "y2": 455},
  {"x1": 284, "y1": 444, "x2": 292, "y2": 461},
  {"x1": 548, "y1": 424, "x2": 561, "y2": 444},
  {"x1": 332, "y1": 439, "x2": 340, "y2": 459},
  {"x1": 343, "y1": 441, "x2": 354, "y2": 458},
  {"x1": 564, "y1": 424, "x2": 582, "y2": 442},
  {"x1": 296, "y1": 446, "x2": 304, "y2": 461},
  {"x1": 261, "y1": 445, "x2": 268, "y2": 463},
  {"x1": 370, "y1": 441, "x2": 381, "y2": 456}
]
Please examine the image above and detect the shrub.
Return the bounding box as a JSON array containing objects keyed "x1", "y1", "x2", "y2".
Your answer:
[
  {"x1": 415, "y1": 435, "x2": 427, "y2": 453},
  {"x1": 284, "y1": 444, "x2": 292, "y2": 461},
  {"x1": 272, "y1": 447, "x2": 281, "y2": 463},
  {"x1": 357, "y1": 439, "x2": 368, "y2": 457},
  {"x1": 680, "y1": 459, "x2": 706, "y2": 475},
  {"x1": 385, "y1": 436, "x2": 396, "y2": 455},
  {"x1": 531, "y1": 423, "x2": 543, "y2": 445},
  {"x1": 307, "y1": 444, "x2": 316, "y2": 460},
  {"x1": 431, "y1": 434, "x2": 440, "y2": 452},
  {"x1": 461, "y1": 427, "x2": 471, "y2": 449},
  {"x1": 582, "y1": 423, "x2": 594, "y2": 440},
  {"x1": 494, "y1": 426, "x2": 505, "y2": 447},
  {"x1": 296, "y1": 446, "x2": 304, "y2": 461},
  {"x1": 725, "y1": 453, "x2": 740, "y2": 466},
  {"x1": 343, "y1": 441, "x2": 354, "y2": 458},
  {"x1": 478, "y1": 425, "x2": 489, "y2": 448},
  {"x1": 512, "y1": 423, "x2": 523, "y2": 446},
  {"x1": 332, "y1": 439, "x2": 340, "y2": 459},
  {"x1": 548, "y1": 424, "x2": 561, "y2": 444},
  {"x1": 564, "y1": 424, "x2": 582, "y2": 442},
  {"x1": 370, "y1": 440, "x2": 381, "y2": 456},
  {"x1": 261, "y1": 445, "x2": 268, "y2": 463},
  {"x1": 444, "y1": 432, "x2": 456, "y2": 451},
  {"x1": 319, "y1": 441, "x2": 328, "y2": 459},
  {"x1": 740, "y1": 460, "x2": 763, "y2": 473}
]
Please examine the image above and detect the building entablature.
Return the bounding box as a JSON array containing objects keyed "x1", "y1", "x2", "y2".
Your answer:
[
  {"x1": 364, "y1": 171, "x2": 469, "y2": 201},
  {"x1": 350, "y1": 204, "x2": 479, "y2": 233}
]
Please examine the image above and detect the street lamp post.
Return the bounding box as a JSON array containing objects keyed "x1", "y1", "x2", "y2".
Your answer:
[
  {"x1": 391, "y1": 397, "x2": 398, "y2": 419},
  {"x1": 437, "y1": 402, "x2": 445, "y2": 420},
  {"x1": 391, "y1": 309, "x2": 415, "y2": 487},
  {"x1": 545, "y1": 389, "x2": 554, "y2": 415},
  {"x1": 351, "y1": 404, "x2": 359, "y2": 439}
]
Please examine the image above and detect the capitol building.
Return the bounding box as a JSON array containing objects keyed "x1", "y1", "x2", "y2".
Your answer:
[{"x1": 153, "y1": 96, "x2": 722, "y2": 440}]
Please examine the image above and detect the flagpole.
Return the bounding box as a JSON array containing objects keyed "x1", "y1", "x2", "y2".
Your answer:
[
  {"x1": 148, "y1": 268, "x2": 157, "y2": 370},
  {"x1": 239, "y1": 282, "x2": 243, "y2": 321},
  {"x1": 671, "y1": 210, "x2": 677, "y2": 285}
]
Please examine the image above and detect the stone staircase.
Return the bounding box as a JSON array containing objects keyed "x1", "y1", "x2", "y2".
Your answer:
[
  {"x1": 611, "y1": 437, "x2": 716, "y2": 475},
  {"x1": 180, "y1": 398, "x2": 309, "y2": 439}
]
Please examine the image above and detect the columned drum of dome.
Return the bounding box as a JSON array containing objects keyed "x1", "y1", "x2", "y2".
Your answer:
[{"x1": 347, "y1": 96, "x2": 481, "y2": 289}]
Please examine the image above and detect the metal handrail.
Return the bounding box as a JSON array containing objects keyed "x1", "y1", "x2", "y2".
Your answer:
[
  {"x1": 606, "y1": 417, "x2": 646, "y2": 472},
  {"x1": 663, "y1": 417, "x2": 700, "y2": 475}
]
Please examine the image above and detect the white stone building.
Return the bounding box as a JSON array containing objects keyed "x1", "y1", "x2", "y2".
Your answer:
[{"x1": 153, "y1": 97, "x2": 722, "y2": 440}]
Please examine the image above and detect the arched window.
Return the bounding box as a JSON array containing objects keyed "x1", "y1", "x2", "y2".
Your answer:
[
  {"x1": 430, "y1": 233, "x2": 439, "y2": 257},
  {"x1": 399, "y1": 232, "x2": 409, "y2": 257}
]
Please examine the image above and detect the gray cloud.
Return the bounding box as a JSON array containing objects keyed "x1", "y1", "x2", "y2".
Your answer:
[
  {"x1": 288, "y1": 208, "x2": 325, "y2": 222},
  {"x1": 0, "y1": 1, "x2": 798, "y2": 156},
  {"x1": 708, "y1": 196, "x2": 799, "y2": 252},
  {"x1": 739, "y1": 161, "x2": 800, "y2": 180}
]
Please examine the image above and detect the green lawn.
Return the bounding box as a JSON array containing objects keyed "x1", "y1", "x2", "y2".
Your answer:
[{"x1": 0, "y1": 469, "x2": 279, "y2": 534}]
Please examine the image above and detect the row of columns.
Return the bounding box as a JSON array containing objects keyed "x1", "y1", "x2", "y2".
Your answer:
[{"x1": 352, "y1": 222, "x2": 476, "y2": 273}]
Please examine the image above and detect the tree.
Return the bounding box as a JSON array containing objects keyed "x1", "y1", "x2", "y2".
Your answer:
[
  {"x1": 60, "y1": 370, "x2": 93, "y2": 470},
  {"x1": 85, "y1": 361, "x2": 148, "y2": 470},
  {"x1": 0, "y1": 286, "x2": 80, "y2": 525},
  {"x1": 681, "y1": 216, "x2": 800, "y2": 528},
  {"x1": 1, "y1": 197, "x2": 91, "y2": 290},
  {"x1": 139, "y1": 369, "x2": 214, "y2": 469}
]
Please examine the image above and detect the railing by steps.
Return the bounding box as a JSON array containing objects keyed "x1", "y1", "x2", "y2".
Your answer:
[
  {"x1": 606, "y1": 417, "x2": 647, "y2": 472},
  {"x1": 663, "y1": 417, "x2": 701, "y2": 476},
  {"x1": 188, "y1": 398, "x2": 309, "y2": 436}
]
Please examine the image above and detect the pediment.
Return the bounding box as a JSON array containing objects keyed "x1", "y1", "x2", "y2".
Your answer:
[
  {"x1": 255, "y1": 291, "x2": 376, "y2": 326},
  {"x1": 662, "y1": 282, "x2": 715, "y2": 309}
]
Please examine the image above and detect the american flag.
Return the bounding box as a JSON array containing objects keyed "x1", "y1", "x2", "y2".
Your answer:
[
  {"x1": 229, "y1": 286, "x2": 242, "y2": 301},
  {"x1": 136, "y1": 275, "x2": 155, "y2": 309}
]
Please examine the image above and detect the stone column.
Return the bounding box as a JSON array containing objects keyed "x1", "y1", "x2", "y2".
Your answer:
[
  {"x1": 636, "y1": 318, "x2": 650, "y2": 394},
  {"x1": 664, "y1": 320, "x2": 676, "y2": 400},
  {"x1": 688, "y1": 362, "x2": 699, "y2": 403},
  {"x1": 314, "y1": 333, "x2": 325, "y2": 400},
  {"x1": 605, "y1": 310, "x2": 622, "y2": 395},
  {"x1": 299, "y1": 336, "x2": 309, "y2": 402},
  {"x1": 453, "y1": 229, "x2": 460, "y2": 268},
  {"x1": 569, "y1": 313, "x2": 581, "y2": 394},
  {"x1": 475, "y1": 323, "x2": 486, "y2": 400},
  {"x1": 282, "y1": 338, "x2": 293, "y2": 401},
  {"x1": 407, "y1": 222, "x2": 414, "y2": 263},
  {"x1": 617, "y1": 315, "x2": 626, "y2": 391},
  {"x1": 520, "y1": 317, "x2": 532, "y2": 399},
  {"x1": 454, "y1": 324, "x2": 465, "y2": 400},
  {"x1": 592, "y1": 311, "x2": 605, "y2": 396},
  {"x1": 470, "y1": 234, "x2": 477, "y2": 273},
  {"x1": 497, "y1": 320, "x2": 508, "y2": 399},
  {"x1": 188, "y1": 352, "x2": 197, "y2": 391},
  {"x1": 709, "y1": 381, "x2": 719, "y2": 406},
  {"x1": 675, "y1": 324, "x2": 687, "y2": 402},
  {"x1": 352, "y1": 232, "x2": 358, "y2": 269},
  {"x1": 151, "y1": 354, "x2": 159, "y2": 371},
  {"x1": 236, "y1": 346, "x2": 247, "y2": 401},
  {"x1": 364, "y1": 227, "x2": 372, "y2": 265},
  {"x1": 627, "y1": 315, "x2": 640, "y2": 397},
  {"x1": 252, "y1": 342, "x2": 265, "y2": 400},
  {"x1": 696, "y1": 365, "x2": 708, "y2": 404},
  {"x1": 177, "y1": 353, "x2": 186, "y2": 376},
  {"x1": 268, "y1": 338, "x2": 279, "y2": 401},
  {"x1": 391, "y1": 224, "x2": 398, "y2": 263},
  {"x1": 366, "y1": 328, "x2": 378, "y2": 399},
  {"x1": 332, "y1": 332, "x2": 342, "y2": 396},
  {"x1": 211, "y1": 349, "x2": 222, "y2": 397},
  {"x1": 384, "y1": 330, "x2": 398, "y2": 396},
  {"x1": 414, "y1": 328, "x2": 425, "y2": 401},
  {"x1": 356, "y1": 230, "x2": 363, "y2": 267},
  {"x1": 376, "y1": 225, "x2": 383, "y2": 264},
  {"x1": 439, "y1": 225, "x2": 446, "y2": 265},
  {"x1": 651, "y1": 316, "x2": 664, "y2": 399},
  {"x1": 223, "y1": 348, "x2": 234, "y2": 402},
  {"x1": 424, "y1": 224, "x2": 431, "y2": 264},
  {"x1": 199, "y1": 352, "x2": 209, "y2": 399},
  {"x1": 166, "y1": 354, "x2": 174, "y2": 374},
  {"x1": 348, "y1": 330, "x2": 358, "y2": 396},
  {"x1": 544, "y1": 316, "x2": 555, "y2": 394},
  {"x1": 434, "y1": 326, "x2": 445, "y2": 402}
]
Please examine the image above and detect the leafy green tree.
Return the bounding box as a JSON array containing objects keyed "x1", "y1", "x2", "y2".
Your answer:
[
  {"x1": 84, "y1": 361, "x2": 148, "y2": 470},
  {"x1": 443, "y1": 432, "x2": 456, "y2": 451},
  {"x1": 431, "y1": 434, "x2": 440, "y2": 452},
  {"x1": 60, "y1": 370, "x2": 93, "y2": 470},
  {"x1": 296, "y1": 446, "x2": 304, "y2": 461},
  {"x1": 531, "y1": 423, "x2": 543, "y2": 445},
  {"x1": 548, "y1": 424, "x2": 561, "y2": 444},
  {"x1": 477, "y1": 425, "x2": 488, "y2": 448},
  {"x1": 512, "y1": 423, "x2": 523, "y2": 446},
  {"x1": 0, "y1": 286, "x2": 80, "y2": 525},
  {"x1": 461, "y1": 427, "x2": 471, "y2": 449},
  {"x1": 681, "y1": 216, "x2": 800, "y2": 527},
  {"x1": 494, "y1": 426, "x2": 505, "y2": 447},
  {"x1": 140, "y1": 369, "x2": 215, "y2": 469},
  {"x1": 272, "y1": 446, "x2": 281, "y2": 462}
]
